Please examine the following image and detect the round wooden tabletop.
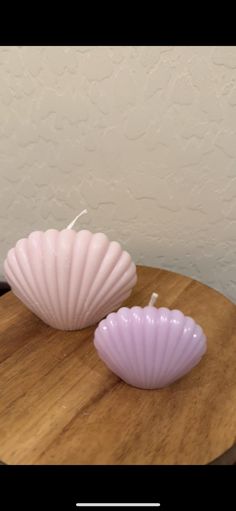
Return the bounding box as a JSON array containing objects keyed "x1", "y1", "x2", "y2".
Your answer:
[{"x1": 0, "y1": 265, "x2": 235, "y2": 465}]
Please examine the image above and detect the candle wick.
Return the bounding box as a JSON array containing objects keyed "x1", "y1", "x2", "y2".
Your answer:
[
  {"x1": 148, "y1": 292, "x2": 158, "y2": 307},
  {"x1": 66, "y1": 209, "x2": 88, "y2": 230}
]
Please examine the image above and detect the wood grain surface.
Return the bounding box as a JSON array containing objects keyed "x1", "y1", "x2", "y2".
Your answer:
[{"x1": 0, "y1": 265, "x2": 236, "y2": 465}]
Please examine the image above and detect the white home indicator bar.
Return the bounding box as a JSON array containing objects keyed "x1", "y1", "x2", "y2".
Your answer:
[{"x1": 76, "y1": 505, "x2": 160, "y2": 508}]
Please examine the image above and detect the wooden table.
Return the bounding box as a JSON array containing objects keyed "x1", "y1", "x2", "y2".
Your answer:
[{"x1": 0, "y1": 265, "x2": 236, "y2": 465}]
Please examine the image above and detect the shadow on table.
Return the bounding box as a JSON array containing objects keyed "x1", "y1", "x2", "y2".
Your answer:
[{"x1": 0, "y1": 282, "x2": 10, "y2": 297}]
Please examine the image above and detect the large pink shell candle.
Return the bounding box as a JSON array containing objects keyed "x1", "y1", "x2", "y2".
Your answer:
[
  {"x1": 94, "y1": 293, "x2": 207, "y2": 389},
  {"x1": 3, "y1": 211, "x2": 137, "y2": 331}
]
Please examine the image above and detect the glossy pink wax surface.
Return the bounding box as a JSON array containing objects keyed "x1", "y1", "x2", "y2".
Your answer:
[
  {"x1": 4, "y1": 229, "x2": 137, "y2": 331},
  {"x1": 94, "y1": 306, "x2": 207, "y2": 389}
]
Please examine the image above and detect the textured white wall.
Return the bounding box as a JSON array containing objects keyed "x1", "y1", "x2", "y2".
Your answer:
[{"x1": 0, "y1": 46, "x2": 236, "y2": 302}]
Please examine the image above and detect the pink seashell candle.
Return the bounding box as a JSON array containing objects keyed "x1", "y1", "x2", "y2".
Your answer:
[
  {"x1": 4, "y1": 210, "x2": 137, "y2": 331},
  {"x1": 94, "y1": 293, "x2": 207, "y2": 389}
]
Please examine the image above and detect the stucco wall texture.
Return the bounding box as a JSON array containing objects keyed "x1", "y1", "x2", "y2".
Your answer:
[{"x1": 0, "y1": 46, "x2": 235, "y2": 302}]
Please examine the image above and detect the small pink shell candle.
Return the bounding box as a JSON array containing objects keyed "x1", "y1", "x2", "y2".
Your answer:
[
  {"x1": 94, "y1": 293, "x2": 207, "y2": 389},
  {"x1": 4, "y1": 210, "x2": 137, "y2": 331}
]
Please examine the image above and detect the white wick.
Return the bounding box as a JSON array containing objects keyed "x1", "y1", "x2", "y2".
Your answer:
[
  {"x1": 66, "y1": 209, "x2": 88, "y2": 230},
  {"x1": 148, "y1": 292, "x2": 158, "y2": 307}
]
